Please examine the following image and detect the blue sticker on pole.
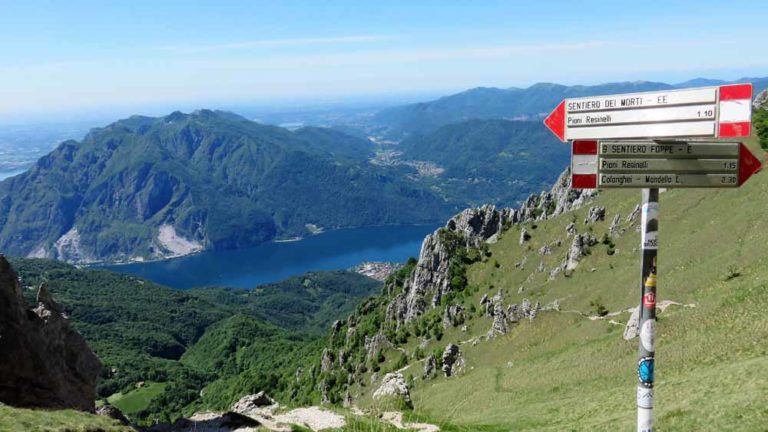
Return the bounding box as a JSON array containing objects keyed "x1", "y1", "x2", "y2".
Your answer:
[{"x1": 638, "y1": 356, "x2": 655, "y2": 386}]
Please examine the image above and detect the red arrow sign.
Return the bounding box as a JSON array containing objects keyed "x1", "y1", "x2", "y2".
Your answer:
[
  {"x1": 543, "y1": 84, "x2": 753, "y2": 142},
  {"x1": 544, "y1": 101, "x2": 565, "y2": 141},
  {"x1": 739, "y1": 143, "x2": 762, "y2": 186},
  {"x1": 570, "y1": 141, "x2": 762, "y2": 189}
]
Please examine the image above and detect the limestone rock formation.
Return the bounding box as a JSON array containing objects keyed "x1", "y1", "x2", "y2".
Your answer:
[
  {"x1": 0, "y1": 256, "x2": 101, "y2": 412},
  {"x1": 364, "y1": 333, "x2": 392, "y2": 361},
  {"x1": 519, "y1": 228, "x2": 531, "y2": 245},
  {"x1": 442, "y1": 304, "x2": 465, "y2": 329},
  {"x1": 584, "y1": 206, "x2": 606, "y2": 224},
  {"x1": 565, "y1": 233, "x2": 598, "y2": 272},
  {"x1": 487, "y1": 302, "x2": 508, "y2": 338},
  {"x1": 423, "y1": 354, "x2": 437, "y2": 380},
  {"x1": 609, "y1": 214, "x2": 622, "y2": 237},
  {"x1": 626, "y1": 204, "x2": 641, "y2": 225},
  {"x1": 442, "y1": 343, "x2": 463, "y2": 377},
  {"x1": 320, "y1": 348, "x2": 334, "y2": 373},
  {"x1": 231, "y1": 392, "x2": 278, "y2": 416},
  {"x1": 624, "y1": 307, "x2": 640, "y2": 340},
  {"x1": 373, "y1": 373, "x2": 412, "y2": 408},
  {"x1": 384, "y1": 168, "x2": 596, "y2": 329}
]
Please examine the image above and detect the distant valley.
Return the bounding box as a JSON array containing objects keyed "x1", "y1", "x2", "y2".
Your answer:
[{"x1": 1, "y1": 77, "x2": 765, "y2": 265}]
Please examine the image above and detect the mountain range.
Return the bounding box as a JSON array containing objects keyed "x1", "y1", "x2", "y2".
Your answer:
[
  {"x1": 0, "y1": 76, "x2": 765, "y2": 266},
  {"x1": 370, "y1": 77, "x2": 768, "y2": 139}
]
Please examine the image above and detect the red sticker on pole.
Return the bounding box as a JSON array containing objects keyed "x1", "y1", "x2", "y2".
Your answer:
[{"x1": 643, "y1": 292, "x2": 656, "y2": 309}]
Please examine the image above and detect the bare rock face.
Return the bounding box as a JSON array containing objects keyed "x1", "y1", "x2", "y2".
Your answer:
[
  {"x1": 0, "y1": 256, "x2": 101, "y2": 412},
  {"x1": 386, "y1": 205, "x2": 514, "y2": 328},
  {"x1": 384, "y1": 168, "x2": 597, "y2": 330}
]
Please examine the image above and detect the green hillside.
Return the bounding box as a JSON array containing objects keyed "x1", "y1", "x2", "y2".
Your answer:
[
  {"x1": 7, "y1": 258, "x2": 380, "y2": 425},
  {"x1": 401, "y1": 119, "x2": 568, "y2": 206},
  {"x1": 0, "y1": 110, "x2": 452, "y2": 263},
  {"x1": 313, "y1": 138, "x2": 768, "y2": 430}
]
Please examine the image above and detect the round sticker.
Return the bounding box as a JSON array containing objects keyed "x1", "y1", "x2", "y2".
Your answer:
[{"x1": 640, "y1": 319, "x2": 656, "y2": 352}]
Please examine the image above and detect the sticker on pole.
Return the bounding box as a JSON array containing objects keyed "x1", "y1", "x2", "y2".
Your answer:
[
  {"x1": 640, "y1": 319, "x2": 656, "y2": 352},
  {"x1": 641, "y1": 202, "x2": 659, "y2": 250},
  {"x1": 637, "y1": 387, "x2": 654, "y2": 409},
  {"x1": 638, "y1": 356, "x2": 655, "y2": 387}
]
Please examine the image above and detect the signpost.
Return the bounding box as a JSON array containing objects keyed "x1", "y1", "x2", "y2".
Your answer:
[
  {"x1": 543, "y1": 83, "x2": 762, "y2": 432},
  {"x1": 544, "y1": 84, "x2": 753, "y2": 142},
  {"x1": 571, "y1": 140, "x2": 762, "y2": 189}
]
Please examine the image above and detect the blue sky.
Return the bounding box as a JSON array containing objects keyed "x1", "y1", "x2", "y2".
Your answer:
[{"x1": 1, "y1": 0, "x2": 767, "y2": 121}]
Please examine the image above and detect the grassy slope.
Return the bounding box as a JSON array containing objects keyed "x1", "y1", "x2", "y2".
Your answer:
[
  {"x1": 0, "y1": 406, "x2": 132, "y2": 432},
  {"x1": 397, "y1": 139, "x2": 768, "y2": 431},
  {"x1": 107, "y1": 382, "x2": 167, "y2": 415}
]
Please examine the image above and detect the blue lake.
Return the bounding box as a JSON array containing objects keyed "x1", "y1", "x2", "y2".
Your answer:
[{"x1": 101, "y1": 224, "x2": 440, "y2": 289}]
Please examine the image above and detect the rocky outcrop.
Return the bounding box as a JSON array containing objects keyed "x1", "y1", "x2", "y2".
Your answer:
[
  {"x1": 441, "y1": 344, "x2": 464, "y2": 377},
  {"x1": 584, "y1": 206, "x2": 606, "y2": 224},
  {"x1": 442, "y1": 304, "x2": 465, "y2": 329},
  {"x1": 385, "y1": 168, "x2": 596, "y2": 329},
  {"x1": 365, "y1": 333, "x2": 392, "y2": 361},
  {"x1": 96, "y1": 404, "x2": 131, "y2": 426},
  {"x1": 609, "y1": 214, "x2": 622, "y2": 237},
  {"x1": 626, "y1": 204, "x2": 641, "y2": 225},
  {"x1": 623, "y1": 307, "x2": 640, "y2": 340},
  {"x1": 487, "y1": 302, "x2": 508, "y2": 338},
  {"x1": 423, "y1": 355, "x2": 437, "y2": 380},
  {"x1": 565, "y1": 233, "x2": 598, "y2": 273},
  {"x1": 386, "y1": 205, "x2": 515, "y2": 328},
  {"x1": 0, "y1": 256, "x2": 101, "y2": 412},
  {"x1": 519, "y1": 228, "x2": 531, "y2": 245},
  {"x1": 754, "y1": 89, "x2": 768, "y2": 110},
  {"x1": 373, "y1": 373, "x2": 412, "y2": 408},
  {"x1": 320, "y1": 348, "x2": 334, "y2": 373},
  {"x1": 231, "y1": 392, "x2": 278, "y2": 416}
]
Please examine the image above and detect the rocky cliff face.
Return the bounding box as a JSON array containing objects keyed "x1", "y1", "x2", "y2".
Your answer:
[
  {"x1": 385, "y1": 168, "x2": 595, "y2": 328},
  {"x1": 0, "y1": 255, "x2": 101, "y2": 412}
]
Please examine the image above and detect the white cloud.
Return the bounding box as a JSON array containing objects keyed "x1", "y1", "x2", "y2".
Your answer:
[{"x1": 157, "y1": 35, "x2": 399, "y2": 53}]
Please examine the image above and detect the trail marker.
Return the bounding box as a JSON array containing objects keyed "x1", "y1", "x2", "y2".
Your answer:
[
  {"x1": 571, "y1": 140, "x2": 761, "y2": 189},
  {"x1": 544, "y1": 84, "x2": 753, "y2": 142},
  {"x1": 544, "y1": 82, "x2": 763, "y2": 432}
]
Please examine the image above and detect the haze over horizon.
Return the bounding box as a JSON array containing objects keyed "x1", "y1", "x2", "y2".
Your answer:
[{"x1": 2, "y1": 0, "x2": 767, "y2": 124}]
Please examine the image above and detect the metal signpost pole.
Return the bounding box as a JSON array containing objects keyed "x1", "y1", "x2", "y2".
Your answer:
[
  {"x1": 637, "y1": 188, "x2": 659, "y2": 432},
  {"x1": 547, "y1": 83, "x2": 759, "y2": 430}
]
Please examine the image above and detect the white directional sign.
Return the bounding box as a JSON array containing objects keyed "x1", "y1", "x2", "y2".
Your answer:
[
  {"x1": 544, "y1": 84, "x2": 753, "y2": 141},
  {"x1": 571, "y1": 140, "x2": 762, "y2": 189}
]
